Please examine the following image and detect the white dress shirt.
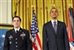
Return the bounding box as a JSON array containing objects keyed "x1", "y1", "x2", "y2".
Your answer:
[
  {"x1": 14, "y1": 27, "x2": 20, "y2": 32},
  {"x1": 51, "y1": 20, "x2": 58, "y2": 27}
]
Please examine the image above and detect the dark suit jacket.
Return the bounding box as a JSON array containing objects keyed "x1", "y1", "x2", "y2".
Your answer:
[
  {"x1": 43, "y1": 21, "x2": 70, "y2": 50},
  {"x1": 3, "y1": 28, "x2": 32, "y2": 50}
]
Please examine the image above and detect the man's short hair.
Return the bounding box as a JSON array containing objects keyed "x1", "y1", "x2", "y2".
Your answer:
[
  {"x1": 12, "y1": 16, "x2": 21, "y2": 21},
  {"x1": 50, "y1": 7, "x2": 58, "y2": 13}
]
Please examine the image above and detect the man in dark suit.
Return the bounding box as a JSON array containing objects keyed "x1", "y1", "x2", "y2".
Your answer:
[
  {"x1": 3, "y1": 16, "x2": 32, "y2": 50},
  {"x1": 43, "y1": 7, "x2": 70, "y2": 50}
]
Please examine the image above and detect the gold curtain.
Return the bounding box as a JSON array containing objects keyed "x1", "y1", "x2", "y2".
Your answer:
[{"x1": 12, "y1": 0, "x2": 74, "y2": 48}]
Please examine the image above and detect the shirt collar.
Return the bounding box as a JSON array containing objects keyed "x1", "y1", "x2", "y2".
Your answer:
[
  {"x1": 51, "y1": 19, "x2": 58, "y2": 26},
  {"x1": 51, "y1": 19, "x2": 57, "y2": 23},
  {"x1": 14, "y1": 27, "x2": 20, "y2": 32}
]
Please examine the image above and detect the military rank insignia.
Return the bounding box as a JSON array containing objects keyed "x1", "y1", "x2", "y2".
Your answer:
[{"x1": 20, "y1": 32, "x2": 26, "y2": 39}]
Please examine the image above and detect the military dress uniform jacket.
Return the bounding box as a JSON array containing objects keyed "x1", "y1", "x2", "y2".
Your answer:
[{"x1": 3, "y1": 28, "x2": 32, "y2": 50}]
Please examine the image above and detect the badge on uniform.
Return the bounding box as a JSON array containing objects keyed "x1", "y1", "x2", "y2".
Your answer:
[
  {"x1": 20, "y1": 32, "x2": 26, "y2": 39},
  {"x1": 9, "y1": 35, "x2": 13, "y2": 40},
  {"x1": 8, "y1": 35, "x2": 13, "y2": 44}
]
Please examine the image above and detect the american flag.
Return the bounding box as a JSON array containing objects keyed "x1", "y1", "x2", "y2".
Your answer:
[
  {"x1": 67, "y1": 7, "x2": 74, "y2": 50},
  {"x1": 30, "y1": 10, "x2": 42, "y2": 50}
]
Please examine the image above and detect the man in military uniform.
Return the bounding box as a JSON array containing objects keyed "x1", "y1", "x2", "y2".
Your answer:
[{"x1": 3, "y1": 16, "x2": 32, "y2": 50}]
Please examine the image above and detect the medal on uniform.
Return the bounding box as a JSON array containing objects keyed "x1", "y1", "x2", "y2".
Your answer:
[
  {"x1": 20, "y1": 32, "x2": 26, "y2": 39},
  {"x1": 9, "y1": 35, "x2": 13, "y2": 44}
]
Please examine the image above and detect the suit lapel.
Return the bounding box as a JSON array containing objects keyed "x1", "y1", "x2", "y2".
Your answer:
[
  {"x1": 49, "y1": 21, "x2": 56, "y2": 35},
  {"x1": 57, "y1": 21, "x2": 60, "y2": 34},
  {"x1": 11, "y1": 29, "x2": 16, "y2": 37},
  {"x1": 49, "y1": 21, "x2": 60, "y2": 35}
]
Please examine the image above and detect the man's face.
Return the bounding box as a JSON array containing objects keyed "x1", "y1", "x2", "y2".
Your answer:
[
  {"x1": 12, "y1": 18, "x2": 21, "y2": 28},
  {"x1": 50, "y1": 8, "x2": 58, "y2": 19}
]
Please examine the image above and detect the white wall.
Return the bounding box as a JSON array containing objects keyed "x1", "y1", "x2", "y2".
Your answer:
[{"x1": 0, "y1": 0, "x2": 12, "y2": 24}]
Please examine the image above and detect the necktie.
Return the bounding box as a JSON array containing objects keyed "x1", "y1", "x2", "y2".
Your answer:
[
  {"x1": 16, "y1": 30, "x2": 19, "y2": 33},
  {"x1": 53, "y1": 21, "x2": 57, "y2": 33}
]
